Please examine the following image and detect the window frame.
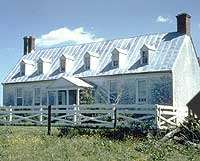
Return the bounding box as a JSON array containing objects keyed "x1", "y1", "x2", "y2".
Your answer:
[
  {"x1": 37, "y1": 62, "x2": 43, "y2": 74},
  {"x1": 20, "y1": 63, "x2": 25, "y2": 76},
  {"x1": 84, "y1": 56, "x2": 90, "y2": 70},
  {"x1": 109, "y1": 81, "x2": 118, "y2": 104},
  {"x1": 141, "y1": 50, "x2": 148, "y2": 65},
  {"x1": 34, "y1": 88, "x2": 41, "y2": 106},
  {"x1": 136, "y1": 79, "x2": 148, "y2": 104},
  {"x1": 16, "y1": 88, "x2": 23, "y2": 106},
  {"x1": 60, "y1": 59, "x2": 66, "y2": 72}
]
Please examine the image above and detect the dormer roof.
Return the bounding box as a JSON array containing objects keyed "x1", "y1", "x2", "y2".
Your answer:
[
  {"x1": 38, "y1": 57, "x2": 52, "y2": 63},
  {"x1": 112, "y1": 48, "x2": 127, "y2": 55},
  {"x1": 21, "y1": 59, "x2": 35, "y2": 65},
  {"x1": 61, "y1": 54, "x2": 75, "y2": 60},
  {"x1": 141, "y1": 44, "x2": 156, "y2": 51},
  {"x1": 85, "y1": 51, "x2": 100, "y2": 58}
]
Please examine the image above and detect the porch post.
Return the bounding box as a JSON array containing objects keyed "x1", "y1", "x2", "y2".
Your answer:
[
  {"x1": 76, "y1": 88, "x2": 80, "y2": 125},
  {"x1": 67, "y1": 90, "x2": 69, "y2": 105},
  {"x1": 77, "y1": 88, "x2": 80, "y2": 105}
]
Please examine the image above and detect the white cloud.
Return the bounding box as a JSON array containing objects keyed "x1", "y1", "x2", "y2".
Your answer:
[
  {"x1": 156, "y1": 16, "x2": 171, "y2": 23},
  {"x1": 36, "y1": 27, "x2": 104, "y2": 47}
]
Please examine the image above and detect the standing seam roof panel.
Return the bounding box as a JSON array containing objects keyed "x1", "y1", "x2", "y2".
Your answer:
[{"x1": 3, "y1": 32, "x2": 186, "y2": 84}]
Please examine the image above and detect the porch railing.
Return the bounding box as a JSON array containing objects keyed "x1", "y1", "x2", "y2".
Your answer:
[{"x1": 0, "y1": 104, "x2": 188, "y2": 129}]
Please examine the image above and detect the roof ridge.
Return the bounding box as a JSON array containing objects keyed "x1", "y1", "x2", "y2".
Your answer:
[{"x1": 35, "y1": 32, "x2": 171, "y2": 51}]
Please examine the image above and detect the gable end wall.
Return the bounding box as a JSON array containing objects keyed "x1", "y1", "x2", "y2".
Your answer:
[{"x1": 173, "y1": 36, "x2": 200, "y2": 107}]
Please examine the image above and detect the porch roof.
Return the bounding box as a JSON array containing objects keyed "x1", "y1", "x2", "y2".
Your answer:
[{"x1": 61, "y1": 76, "x2": 93, "y2": 88}]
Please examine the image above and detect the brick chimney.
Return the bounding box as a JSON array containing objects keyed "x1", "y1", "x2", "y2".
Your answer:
[
  {"x1": 23, "y1": 36, "x2": 35, "y2": 55},
  {"x1": 176, "y1": 13, "x2": 191, "y2": 36}
]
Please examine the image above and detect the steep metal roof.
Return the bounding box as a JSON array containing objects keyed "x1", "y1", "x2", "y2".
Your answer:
[{"x1": 3, "y1": 32, "x2": 186, "y2": 84}]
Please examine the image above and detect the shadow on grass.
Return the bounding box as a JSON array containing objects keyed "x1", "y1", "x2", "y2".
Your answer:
[{"x1": 58, "y1": 126, "x2": 157, "y2": 140}]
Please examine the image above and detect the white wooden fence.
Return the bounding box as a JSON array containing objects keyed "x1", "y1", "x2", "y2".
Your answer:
[{"x1": 0, "y1": 104, "x2": 188, "y2": 129}]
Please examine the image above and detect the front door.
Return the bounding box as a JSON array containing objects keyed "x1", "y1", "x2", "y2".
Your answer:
[
  {"x1": 48, "y1": 91, "x2": 57, "y2": 105},
  {"x1": 69, "y1": 90, "x2": 77, "y2": 105},
  {"x1": 58, "y1": 90, "x2": 67, "y2": 105}
]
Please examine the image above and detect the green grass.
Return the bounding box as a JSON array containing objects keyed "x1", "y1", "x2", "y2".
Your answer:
[{"x1": 0, "y1": 126, "x2": 199, "y2": 161}]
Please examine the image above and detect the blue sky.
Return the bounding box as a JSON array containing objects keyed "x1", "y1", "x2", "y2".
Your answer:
[{"x1": 0, "y1": 0, "x2": 200, "y2": 104}]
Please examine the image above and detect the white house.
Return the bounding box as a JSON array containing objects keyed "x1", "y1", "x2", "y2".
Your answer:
[{"x1": 2, "y1": 13, "x2": 200, "y2": 111}]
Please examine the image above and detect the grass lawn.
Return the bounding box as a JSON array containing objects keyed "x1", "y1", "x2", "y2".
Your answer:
[{"x1": 0, "y1": 126, "x2": 199, "y2": 161}]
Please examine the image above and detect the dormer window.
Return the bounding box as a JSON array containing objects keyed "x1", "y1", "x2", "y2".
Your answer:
[
  {"x1": 37, "y1": 57, "x2": 51, "y2": 74},
  {"x1": 38, "y1": 61, "x2": 43, "y2": 74},
  {"x1": 60, "y1": 59, "x2": 66, "y2": 72},
  {"x1": 84, "y1": 52, "x2": 99, "y2": 71},
  {"x1": 20, "y1": 63, "x2": 25, "y2": 75},
  {"x1": 111, "y1": 48, "x2": 127, "y2": 68},
  {"x1": 60, "y1": 55, "x2": 75, "y2": 72},
  {"x1": 141, "y1": 51, "x2": 148, "y2": 64},
  {"x1": 112, "y1": 60, "x2": 119, "y2": 68},
  {"x1": 20, "y1": 59, "x2": 34, "y2": 76},
  {"x1": 140, "y1": 44, "x2": 156, "y2": 65},
  {"x1": 84, "y1": 56, "x2": 90, "y2": 70}
]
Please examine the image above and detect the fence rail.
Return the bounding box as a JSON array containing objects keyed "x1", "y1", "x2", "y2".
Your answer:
[{"x1": 0, "y1": 104, "x2": 188, "y2": 129}]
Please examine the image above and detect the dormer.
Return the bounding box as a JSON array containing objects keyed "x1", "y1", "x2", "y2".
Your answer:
[
  {"x1": 37, "y1": 57, "x2": 51, "y2": 74},
  {"x1": 111, "y1": 48, "x2": 127, "y2": 68},
  {"x1": 60, "y1": 54, "x2": 75, "y2": 72},
  {"x1": 84, "y1": 51, "x2": 99, "y2": 70},
  {"x1": 140, "y1": 44, "x2": 156, "y2": 65},
  {"x1": 20, "y1": 59, "x2": 34, "y2": 76}
]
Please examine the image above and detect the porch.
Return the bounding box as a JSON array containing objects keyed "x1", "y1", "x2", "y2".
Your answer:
[{"x1": 47, "y1": 76, "x2": 94, "y2": 106}]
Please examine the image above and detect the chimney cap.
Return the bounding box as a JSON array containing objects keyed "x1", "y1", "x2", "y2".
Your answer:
[
  {"x1": 176, "y1": 13, "x2": 191, "y2": 18},
  {"x1": 23, "y1": 35, "x2": 35, "y2": 39}
]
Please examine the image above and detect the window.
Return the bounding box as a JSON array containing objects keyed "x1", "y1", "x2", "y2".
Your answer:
[
  {"x1": 41, "y1": 91, "x2": 47, "y2": 105},
  {"x1": 84, "y1": 56, "x2": 90, "y2": 70},
  {"x1": 20, "y1": 63, "x2": 25, "y2": 76},
  {"x1": 109, "y1": 81, "x2": 118, "y2": 103},
  {"x1": 23, "y1": 90, "x2": 33, "y2": 106},
  {"x1": 58, "y1": 90, "x2": 67, "y2": 105},
  {"x1": 112, "y1": 60, "x2": 119, "y2": 68},
  {"x1": 137, "y1": 80, "x2": 147, "y2": 103},
  {"x1": 60, "y1": 59, "x2": 66, "y2": 72},
  {"x1": 16, "y1": 88, "x2": 23, "y2": 106},
  {"x1": 141, "y1": 51, "x2": 148, "y2": 64},
  {"x1": 34, "y1": 88, "x2": 41, "y2": 106},
  {"x1": 38, "y1": 62, "x2": 43, "y2": 74}
]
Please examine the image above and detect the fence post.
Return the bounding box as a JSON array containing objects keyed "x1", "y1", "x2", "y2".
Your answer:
[
  {"x1": 155, "y1": 105, "x2": 160, "y2": 129},
  {"x1": 112, "y1": 104, "x2": 117, "y2": 129},
  {"x1": 77, "y1": 106, "x2": 80, "y2": 125},
  {"x1": 47, "y1": 105, "x2": 51, "y2": 135},
  {"x1": 40, "y1": 107, "x2": 43, "y2": 124},
  {"x1": 9, "y1": 106, "x2": 12, "y2": 123},
  {"x1": 74, "y1": 105, "x2": 77, "y2": 125}
]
